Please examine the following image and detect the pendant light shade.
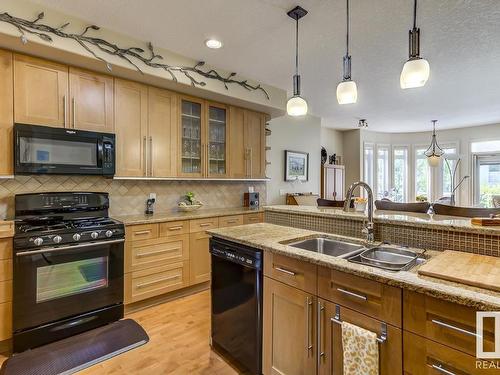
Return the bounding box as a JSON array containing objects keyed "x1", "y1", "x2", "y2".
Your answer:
[
  {"x1": 337, "y1": 0, "x2": 357, "y2": 104},
  {"x1": 425, "y1": 120, "x2": 444, "y2": 167},
  {"x1": 400, "y1": 0, "x2": 430, "y2": 89},
  {"x1": 286, "y1": 6, "x2": 308, "y2": 117}
]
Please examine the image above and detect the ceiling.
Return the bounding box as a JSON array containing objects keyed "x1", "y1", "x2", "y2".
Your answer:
[{"x1": 31, "y1": 0, "x2": 500, "y2": 132}]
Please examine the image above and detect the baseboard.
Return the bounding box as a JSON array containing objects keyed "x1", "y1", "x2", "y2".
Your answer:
[{"x1": 124, "y1": 282, "x2": 210, "y2": 315}]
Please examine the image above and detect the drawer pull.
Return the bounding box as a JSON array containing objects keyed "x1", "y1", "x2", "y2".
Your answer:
[
  {"x1": 136, "y1": 274, "x2": 180, "y2": 289},
  {"x1": 274, "y1": 266, "x2": 296, "y2": 276},
  {"x1": 431, "y1": 364, "x2": 456, "y2": 375},
  {"x1": 199, "y1": 223, "x2": 212, "y2": 227},
  {"x1": 226, "y1": 220, "x2": 238, "y2": 224},
  {"x1": 134, "y1": 230, "x2": 151, "y2": 235},
  {"x1": 168, "y1": 226, "x2": 183, "y2": 231},
  {"x1": 336, "y1": 287, "x2": 367, "y2": 301},
  {"x1": 431, "y1": 319, "x2": 478, "y2": 337},
  {"x1": 137, "y1": 248, "x2": 179, "y2": 258}
]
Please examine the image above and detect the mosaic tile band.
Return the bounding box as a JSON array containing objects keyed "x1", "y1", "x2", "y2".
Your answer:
[{"x1": 265, "y1": 211, "x2": 500, "y2": 257}]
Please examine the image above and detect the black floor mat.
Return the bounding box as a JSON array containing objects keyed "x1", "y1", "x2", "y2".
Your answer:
[{"x1": 1, "y1": 319, "x2": 149, "y2": 375}]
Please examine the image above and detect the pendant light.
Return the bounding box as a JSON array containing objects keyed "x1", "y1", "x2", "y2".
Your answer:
[
  {"x1": 425, "y1": 120, "x2": 444, "y2": 167},
  {"x1": 336, "y1": 0, "x2": 358, "y2": 104},
  {"x1": 286, "y1": 6, "x2": 308, "y2": 117},
  {"x1": 400, "y1": 0, "x2": 430, "y2": 89}
]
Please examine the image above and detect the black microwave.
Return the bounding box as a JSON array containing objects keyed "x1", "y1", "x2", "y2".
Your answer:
[{"x1": 14, "y1": 123, "x2": 115, "y2": 176}]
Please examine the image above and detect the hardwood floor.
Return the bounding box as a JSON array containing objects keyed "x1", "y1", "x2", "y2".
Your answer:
[{"x1": 0, "y1": 290, "x2": 239, "y2": 374}]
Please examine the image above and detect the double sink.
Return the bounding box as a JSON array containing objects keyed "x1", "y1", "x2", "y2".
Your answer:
[{"x1": 285, "y1": 236, "x2": 424, "y2": 271}]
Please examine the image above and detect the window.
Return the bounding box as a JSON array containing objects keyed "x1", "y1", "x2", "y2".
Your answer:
[
  {"x1": 363, "y1": 143, "x2": 374, "y2": 188},
  {"x1": 473, "y1": 154, "x2": 500, "y2": 207},
  {"x1": 440, "y1": 145, "x2": 458, "y2": 199},
  {"x1": 392, "y1": 147, "x2": 408, "y2": 202},
  {"x1": 376, "y1": 146, "x2": 390, "y2": 199},
  {"x1": 415, "y1": 147, "x2": 430, "y2": 201}
]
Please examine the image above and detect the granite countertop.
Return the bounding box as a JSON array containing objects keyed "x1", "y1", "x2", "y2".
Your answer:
[
  {"x1": 114, "y1": 207, "x2": 263, "y2": 225},
  {"x1": 207, "y1": 222, "x2": 500, "y2": 311},
  {"x1": 265, "y1": 205, "x2": 500, "y2": 235}
]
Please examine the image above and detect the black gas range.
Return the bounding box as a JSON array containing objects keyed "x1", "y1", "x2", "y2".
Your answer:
[{"x1": 12, "y1": 192, "x2": 125, "y2": 353}]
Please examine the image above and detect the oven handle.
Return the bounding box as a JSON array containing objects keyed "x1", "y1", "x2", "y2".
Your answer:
[{"x1": 15, "y1": 239, "x2": 125, "y2": 256}]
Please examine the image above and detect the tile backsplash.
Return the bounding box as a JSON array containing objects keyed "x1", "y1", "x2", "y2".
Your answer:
[{"x1": 0, "y1": 176, "x2": 266, "y2": 219}]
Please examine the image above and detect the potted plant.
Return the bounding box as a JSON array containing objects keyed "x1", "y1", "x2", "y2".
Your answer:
[{"x1": 178, "y1": 192, "x2": 203, "y2": 212}]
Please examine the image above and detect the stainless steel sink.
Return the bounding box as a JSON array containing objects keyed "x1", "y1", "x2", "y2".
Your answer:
[
  {"x1": 349, "y1": 246, "x2": 424, "y2": 271},
  {"x1": 287, "y1": 237, "x2": 366, "y2": 258}
]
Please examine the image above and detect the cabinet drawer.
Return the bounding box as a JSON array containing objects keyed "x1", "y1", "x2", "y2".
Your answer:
[
  {"x1": 264, "y1": 252, "x2": 317, "y2": 294},
  {"x1": 0, "y1": 280, "x2": 12, "y2": 304},
  {"x1": 219, "y1": 215, "x2": 244, "y2": 228},
  {"x1": 403, "y1": 290, "x2": 494, "y2": 356},
  {"x1": 159, "y1": 221, "x2": 189, "y2": 237},
  {"x1": 124, "y1": 261, "x2": 189, "y2": 304},
  {"x1": 189, "y1": 217, "x2": 219, "y2": 233},
  {"x1": 126, "y1": 224, "x2": 159, "y2": 241},
  {"x1": 243, "y1": 212, "x2": 263, "y2": 224},
  {"x1": 319, "y1": 300, "x2": 402, "y2": 375},
  {"x1": 0, "y1": 259, "x2": 12, "y2": 283},
  {"x1": 318, "y1": 267, "x2": 402, "y2": 327},
  {"x1": 0, "y1": 238, "x2": 12, "y2": 260},
  {"x1": 125, "y1": 234, "x2": 189, "y2": 273},
  {"x1": 403, "y1": 331, "x2": 496, "y2": 375},
  {"x1": 0, "y1": 302, "x2": 12, "y2": 341}
]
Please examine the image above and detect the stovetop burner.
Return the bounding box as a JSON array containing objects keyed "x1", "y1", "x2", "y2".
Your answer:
[{"x1": 16, "y1": 217, "x2": 119, "y2": 233}]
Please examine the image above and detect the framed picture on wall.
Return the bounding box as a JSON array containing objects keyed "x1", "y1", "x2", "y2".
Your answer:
[{"x1": 284, "y1": 150, "x2": 309, "y2": 181}]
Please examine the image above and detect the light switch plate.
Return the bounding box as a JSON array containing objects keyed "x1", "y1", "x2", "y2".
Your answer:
[{"x1": 279, "y1": 189, "x2": 287, "y2": 196}]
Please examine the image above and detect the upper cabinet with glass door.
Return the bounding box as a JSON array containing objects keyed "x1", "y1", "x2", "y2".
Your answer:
[
  {"x1": 179, "y1": 97, "x2": 204, "y2": 177},
  {"x1": 207, "y1": 102, "x2": 228, "y2": 177}
]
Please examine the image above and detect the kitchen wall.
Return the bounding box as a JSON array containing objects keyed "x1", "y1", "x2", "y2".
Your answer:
[
  {"x1": 0, "y1": 176, "x2": 266, "y2": 219},
  {"x1": 342, "y1": 129, "x2": 362, "y2": 191},
  {"x1": 266, "y1": 115, "x2": 322, "y2": 204},
  {"x1": 321, "y1": 127, "x2": 344, "y2": 159}
]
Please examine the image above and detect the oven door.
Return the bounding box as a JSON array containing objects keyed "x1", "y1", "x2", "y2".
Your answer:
[
  {"x1": 14, "y1": 123, "x2": 111, "y2": 175},
  {"x1": 13, "y1": 239, "x2": 124, "y2": 332}
]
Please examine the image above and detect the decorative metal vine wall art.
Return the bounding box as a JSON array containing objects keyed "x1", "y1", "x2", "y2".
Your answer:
[{"x1": 0, "y1": 11, "x2": 270, "y2": 99}]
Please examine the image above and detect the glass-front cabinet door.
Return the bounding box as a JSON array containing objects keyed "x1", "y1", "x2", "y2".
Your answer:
[
  {"x1": 207, "y1": 102, "x2": 228, "y2": 177},
  {"x1": 180, "y1": 97, "x2": 204, "y2": 177}
]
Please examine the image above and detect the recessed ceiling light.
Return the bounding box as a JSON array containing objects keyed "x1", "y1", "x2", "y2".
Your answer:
[{"x1": 205, "y1": 39, "x2": 223, "y2": 49}]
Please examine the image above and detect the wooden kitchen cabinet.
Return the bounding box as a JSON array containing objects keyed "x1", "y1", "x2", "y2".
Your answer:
[
  {"x1": 0, "y1": 49, "x2": 13, "y2": 177},
  {"x1": 114, "y1": 79, "x2": 148, "y2": 177},
  {"x1": 14, "y1": 54, "x2": 68, "y2": 127},
  {"x1": 189, "y1": 231, "x2": 213, "y2": 285},
  {"x1": 264, "y1": 251, "x2": 317, "y2": 294},
  {"x1": 318, "y1": 299, "x2": 402, "y2": 375},
  {"x1": 69, "y1": 67, "x2": 114, "y2": 132},
  {"x1": 206, "y1": 102, "x2": 229, "y2": 177},
  {"x1": 0, "y1": 237, "x2": 12, "y2": 341},
  {"x1": 179, "y1": 96, "x2": 205, "y2": 177},
  {"x1": 148, "y1": 87, "x2": 178, "y2": 177},
  {"x1": 263, "y1": 277, "x2": 316, "y2": 375},
  {"x1": 228, "y1": 106, "x2": 267, "y2": 179}
]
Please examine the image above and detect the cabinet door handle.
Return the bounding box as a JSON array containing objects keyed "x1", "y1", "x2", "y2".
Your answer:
[
  {"x1": 431, "y1": 364, "x2": 457, "y2": 375},
  {"x1": 134, "y1": 230, "x2": 151, "y2": 235},
  {"x1": 317, "y1": 301, "x2": 325, "y2": 368},
  {"x1": 431, "y1": 319, "x2": 477, "y2": 337},
  {"x1": 136, "y1": 274, "x2": 180, "y2": 289},
  {"x1": 274, "y1": 266, "x2": 296, "y2": 276},
  {"x1": 72, "y1": 97, "x2": 76, "y2": 127},
  {"x1": 336, "y1": 287, "x2": 367, "y2": 301},
  {"x1": 306, "y1": 297, "x2": 313, "y2": 354},
  {"x1": 143, "y1": 136, "x2": 147, "y2": 176},
  {"x1": 199, "y1": 223, "x2": 212, "y2": 227},
  {"x1": 168, "y1": 226, "x2": 184, "y2": 231},
  {"x1": 249, "y1": 148, "x2": 253, "y2": 178},
  {"x1": 63, "y1": 95, "x2": 67, "y2": 127},
  {"x1": 149, "y1": 136, "x2": 153, "y2": 176}
]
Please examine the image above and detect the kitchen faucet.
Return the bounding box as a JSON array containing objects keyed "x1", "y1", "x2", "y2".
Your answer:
[{"x1": 343, "y1": 181, "x2": 374, "y2": 243}]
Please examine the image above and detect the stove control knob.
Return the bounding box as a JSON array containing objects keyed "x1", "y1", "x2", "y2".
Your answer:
[
  {"x1": 91, "y1": 231, "x2": 99, "y2": 240},
  {"x1": 53, "y1": 235, "x2": 62, "y2": 244},
  {"x1": 33, "y1": 237, "x2": 43, "y2": 246},
  {"x1": 105, "y1": 230, "x2": 113, "y2": 238},
  {"x1": 72, "y1": 233, "x2": 81, "y2": 241}
]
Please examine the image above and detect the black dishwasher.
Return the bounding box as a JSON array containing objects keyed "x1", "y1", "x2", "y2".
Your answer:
[{"x1": 210, "y1": 237, "x2": 263, "y2": 375}]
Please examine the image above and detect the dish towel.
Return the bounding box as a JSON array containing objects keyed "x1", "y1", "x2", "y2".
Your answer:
[{"x1": 341, "y1": 321, "x2": 379, "y2": 375}]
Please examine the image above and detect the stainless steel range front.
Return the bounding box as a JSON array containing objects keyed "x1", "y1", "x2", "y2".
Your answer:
[{"x1": 12, "y1": 192, "x2": 125, "y2": 353}]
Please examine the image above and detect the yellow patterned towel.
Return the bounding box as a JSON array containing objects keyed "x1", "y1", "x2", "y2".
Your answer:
[{"x1": 341, "y1": 321, "x2": 379, "y2": 375}]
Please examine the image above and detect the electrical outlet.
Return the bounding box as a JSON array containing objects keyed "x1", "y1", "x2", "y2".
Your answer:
[
  {"x1": 149, "y1": 193, "x2": 156, "y2": 201},
  {"x1": 279, "y1": 189, "x2": 287, "y2": 196}
]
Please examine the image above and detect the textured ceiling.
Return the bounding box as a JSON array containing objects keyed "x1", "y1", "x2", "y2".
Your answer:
[{"x1": 29, "y1": 0, "x2": 500, "y2": 132}]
